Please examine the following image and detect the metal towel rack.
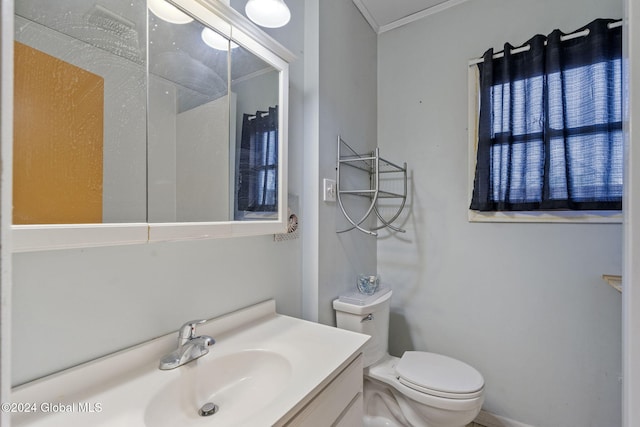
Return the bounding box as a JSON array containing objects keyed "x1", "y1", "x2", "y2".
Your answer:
[{"x1": 336, "y1": 136, "x2": 408, "y2": 236}]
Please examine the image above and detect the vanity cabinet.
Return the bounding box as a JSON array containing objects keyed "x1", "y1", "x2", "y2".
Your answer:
[{"x1": 282, "y1": 354, "x2": 364, "y2": 426}]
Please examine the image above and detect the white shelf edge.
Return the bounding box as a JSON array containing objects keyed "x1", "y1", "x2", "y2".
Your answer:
[
  {"x1": 602, "y1": 274, "x2": 623, "y2": 293},
  {"x1": 12, "y1": 223, "x2": 149, "y2": 252}
]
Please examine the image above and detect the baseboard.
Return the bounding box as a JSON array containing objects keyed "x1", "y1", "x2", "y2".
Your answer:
[{"x1": 475, "y1": 410, "x2": 536, "y2": 427}]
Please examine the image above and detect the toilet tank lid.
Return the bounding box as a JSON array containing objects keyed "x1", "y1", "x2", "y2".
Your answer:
[
  {"x1": 333, "y1": 289, "x2": 392, "y2": 314},
  {"x1": 396, "y1": 351, "x2": 485, "y2": 395}
]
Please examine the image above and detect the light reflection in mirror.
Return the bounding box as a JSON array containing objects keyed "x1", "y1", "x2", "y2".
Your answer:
[{"x1": 147, "y1": 12, "x2": 231, "y2": 222}]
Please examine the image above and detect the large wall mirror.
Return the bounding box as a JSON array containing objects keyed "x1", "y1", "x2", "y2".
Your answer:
[{"x1": 13, "y1": 0, "x2": 292, "y2": 251}]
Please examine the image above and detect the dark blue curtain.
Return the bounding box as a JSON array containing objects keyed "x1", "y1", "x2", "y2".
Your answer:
[
  {"x1": 237, "y1": 106, "x2": 278, "y2": 212},
  {"x1": 470, "y1": 19, "x2": 623, "y2": 211}
]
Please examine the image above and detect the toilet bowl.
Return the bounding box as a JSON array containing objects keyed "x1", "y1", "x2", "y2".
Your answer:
[{"x1": 333, "y1": 291, "x2": 484, "y2": 427}]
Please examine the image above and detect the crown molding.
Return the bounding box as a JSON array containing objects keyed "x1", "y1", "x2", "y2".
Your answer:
[
  {"x1": 352, "y1": 0, "x2": 380, "y2": 34},
  {"x1": 353, "y1": 0, "x2": 470, "y2": 35}
]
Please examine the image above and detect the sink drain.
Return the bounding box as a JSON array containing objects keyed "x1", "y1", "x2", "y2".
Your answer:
[{"x1": 199, "y1": 402, "x2": 219, "y2": 417}]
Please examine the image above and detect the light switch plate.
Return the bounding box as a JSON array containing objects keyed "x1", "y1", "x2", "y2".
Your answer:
[{"x1": 323, "y1": 178, "x2": 337, "y2": 202}]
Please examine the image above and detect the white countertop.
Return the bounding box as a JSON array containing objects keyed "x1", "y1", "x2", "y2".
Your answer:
[{"x1": 11, "y1": 300, "x2": 369, "y2": 426}]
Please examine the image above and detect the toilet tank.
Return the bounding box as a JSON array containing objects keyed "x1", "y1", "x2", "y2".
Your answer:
[{"x1": 333, "y1": 291, "x2": 391, "y2": 367}]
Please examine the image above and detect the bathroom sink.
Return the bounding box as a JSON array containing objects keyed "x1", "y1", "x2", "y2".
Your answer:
[
  {"x1": 144, "y1": 349, "x2": 292, "y2": 426},
  {"x1": 11, "y1": 300, "x2": 369, "y2": 427}
]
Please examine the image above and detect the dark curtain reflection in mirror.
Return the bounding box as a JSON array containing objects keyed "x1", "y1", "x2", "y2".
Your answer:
[
  {"x1": 230, "y1": 43, "x2": 279, "y2": 221},
  {"x1": 237, "y1": 106, "x2": 278, "y2": 217}
]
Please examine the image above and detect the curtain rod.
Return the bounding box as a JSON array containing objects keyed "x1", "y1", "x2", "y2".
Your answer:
[
  {"x1": 468, "y1": 20, "x2": 623, "y2": 66},
  {"x1": 248, "y1": 111, "x2": 270, "y2": 120}
]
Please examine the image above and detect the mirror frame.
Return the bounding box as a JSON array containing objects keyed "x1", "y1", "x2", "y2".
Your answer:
[{"x1": 12, "y1": 0, "x2": 295, "y2": 252}]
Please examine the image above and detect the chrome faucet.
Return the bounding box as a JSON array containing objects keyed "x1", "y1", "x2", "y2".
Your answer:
[{"x1": 159, "y1": 320, "x2": 215, "y2": 370}]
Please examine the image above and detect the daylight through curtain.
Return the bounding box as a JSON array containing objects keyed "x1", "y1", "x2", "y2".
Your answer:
[{"x1": 470, "y1": 19, "x2": 623, "y2": 211}]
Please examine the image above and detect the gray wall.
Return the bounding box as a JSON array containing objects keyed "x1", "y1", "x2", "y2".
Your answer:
[
  {"x1": 302, "y1": 0, "x2": 379, "y2": 325},
  {"x1": 11, "y1": 0, "x2": 305, "y2": 385},
  {"x1": 377, "y1": 1, "x2": 623, "y2": 426}
]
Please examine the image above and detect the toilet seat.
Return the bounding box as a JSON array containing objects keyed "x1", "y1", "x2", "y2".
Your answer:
[{"x1": 395, "y1": 352, "x2": 484, "y2": 400}]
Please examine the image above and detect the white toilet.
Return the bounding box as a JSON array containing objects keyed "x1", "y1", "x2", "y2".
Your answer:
[{"x1": 333, "y1": 291, "x2": 484, "y2": 427}]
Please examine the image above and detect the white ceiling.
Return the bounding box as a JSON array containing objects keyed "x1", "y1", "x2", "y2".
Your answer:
[{"x1": 352, "y1": 0, "x2": 468, "y2": 34}]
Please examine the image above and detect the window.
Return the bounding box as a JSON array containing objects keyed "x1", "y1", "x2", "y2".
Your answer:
[
  {"x1": 469, "y1": 19, "x2": 623, "y2": 221},
  {"x1": 236, "y1": 106, "x2": 278, "y2": 219}
]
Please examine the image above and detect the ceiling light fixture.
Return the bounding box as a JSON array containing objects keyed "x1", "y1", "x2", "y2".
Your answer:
[
  {"x1": 148, "y1": 0, "x2": 193, "y2": 24},
  {"x1": 245, "y1": 0, "x2": 291, "y2": 28},
  {"x1": 201, "y1": 27, "x2": 238, "y2": 51}
]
